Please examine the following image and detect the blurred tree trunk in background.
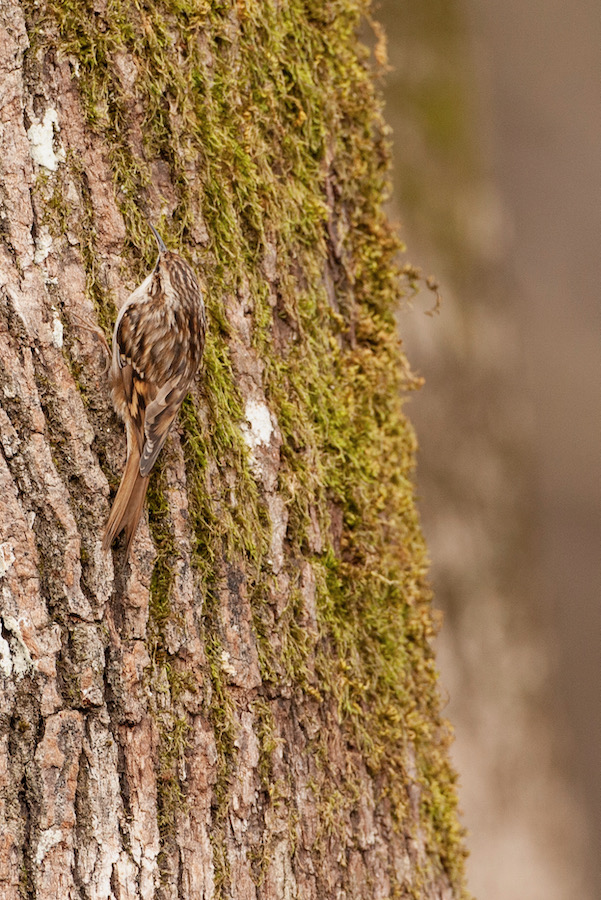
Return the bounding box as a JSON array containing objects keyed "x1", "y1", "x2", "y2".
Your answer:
[
  {"x1": 380, "y1": 3, "x2": 597, "y2": 899},
  {"x1": 0, "y1": 2, "x2": 467, "y2": 898}
]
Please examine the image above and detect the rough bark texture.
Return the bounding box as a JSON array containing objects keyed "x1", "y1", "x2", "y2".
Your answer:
[{"x1": 0, "y1": 2, "x2": 467, "y2": 899}]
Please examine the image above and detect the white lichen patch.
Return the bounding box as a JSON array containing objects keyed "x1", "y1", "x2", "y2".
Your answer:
[
  {"x1": 2, "y1": 615, "x2": 34, "y2": 678},
  {"x1": 34, "y1": 225, "x2": 53, "y2": 265},
  {"x1": 51, "y1": 307, "x2": 64, "y2": 349},
  {"x1": 27, "y1": 108, "x2": 65, "y2": 171},
  {"x1": 35, "y1": 827, "x2": 64, "y2": 865},
  {"x1": 241, "y1": 398, "x2": 273, "y2": 452},
  {"x1": 220, "y1": 649, "x2": 237, "y2": 678},
  {"x1": 0, "y1": 541, "x2": 15, "y2": 577},
  {"x1": 0, "y1": 634, "x2": 12, "y2": 677}
]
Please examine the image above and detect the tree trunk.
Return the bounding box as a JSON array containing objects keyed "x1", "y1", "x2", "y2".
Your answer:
[{"x1": 0, "y1": 1, "x2": 467, "y2": 898}]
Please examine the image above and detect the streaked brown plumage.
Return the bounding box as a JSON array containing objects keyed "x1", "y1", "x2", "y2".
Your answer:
[{"x1": 103, "y1": 227, "x2": 206, "y2": 559}]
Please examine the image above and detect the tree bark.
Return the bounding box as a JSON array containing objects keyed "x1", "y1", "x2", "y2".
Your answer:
[{"x1": 0, "y1": 2, "x2": 467, "y2": 898}]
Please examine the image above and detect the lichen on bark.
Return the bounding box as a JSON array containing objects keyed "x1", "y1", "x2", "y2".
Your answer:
[{"x1": 0, "y1": 0, "x2": 468, "y2": 898}]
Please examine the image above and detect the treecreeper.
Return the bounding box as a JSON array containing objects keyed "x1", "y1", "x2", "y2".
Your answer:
[{"x1": 103, "y1": 227, "x2": 206, "y2": 559}]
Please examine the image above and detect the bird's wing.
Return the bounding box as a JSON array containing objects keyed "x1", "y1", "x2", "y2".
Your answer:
[
  {"x1": 113, "y1": 299, "x2": 157, "y2": 455},
  {"x1": 140, "y1": 380, "x2": 188, "y2": 477}
]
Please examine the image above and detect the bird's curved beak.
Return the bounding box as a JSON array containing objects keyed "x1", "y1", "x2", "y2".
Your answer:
[{"x1": 150, "y1": 224, "x2": 167, "y2": 255}]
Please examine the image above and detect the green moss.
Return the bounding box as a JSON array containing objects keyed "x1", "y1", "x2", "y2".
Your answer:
[
  {"x1": 144, "y1": 457, "x2": 200, "y2": 863},
  {"x1": 203, "y1": 599, "x2": 238, "y2": 895},
  {"x1": 28, "y1": 0, "x2": 468, "y2": 892},
  {"x1": 146, "y1": 460, "x2": 177, "y2": 628},
  {"x1": 19, "y1": 861, "x2": 30, "y2": 900}
]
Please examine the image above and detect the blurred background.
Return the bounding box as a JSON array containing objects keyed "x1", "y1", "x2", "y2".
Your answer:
[{"x1": 378, "y1": 1, "x2": 599, "y2": 897}]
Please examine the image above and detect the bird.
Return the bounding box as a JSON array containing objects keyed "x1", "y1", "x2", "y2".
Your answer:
[{"x1": 103, "y1": 225, "x2": 206, "y2": 559}]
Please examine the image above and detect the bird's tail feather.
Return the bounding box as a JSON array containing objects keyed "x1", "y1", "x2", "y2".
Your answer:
[{"x1": 102, "y1": 445, "x2": 149, "y2": 560}]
